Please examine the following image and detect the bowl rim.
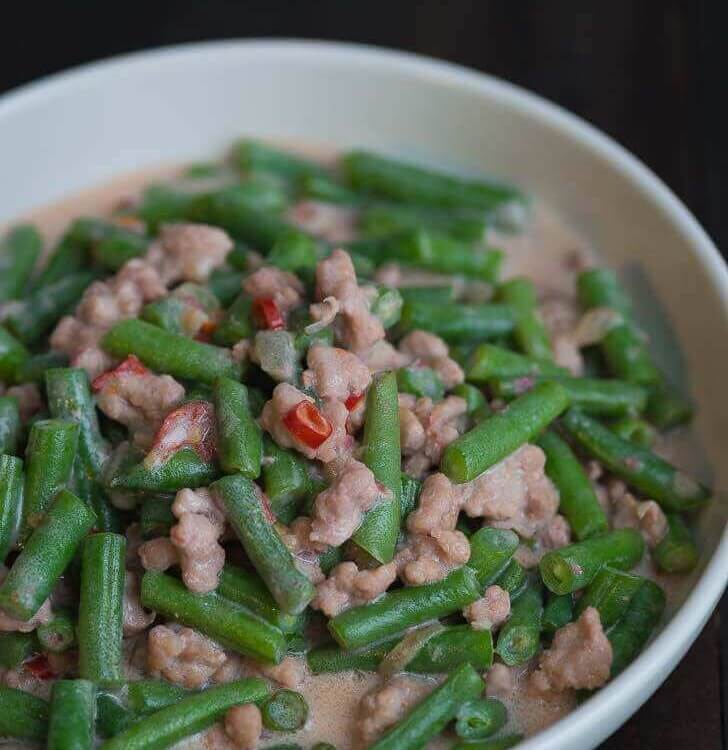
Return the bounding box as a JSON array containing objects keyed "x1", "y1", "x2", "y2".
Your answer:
[{"x1": 1, "y1": 38, "x2": 726, "y2": 748}]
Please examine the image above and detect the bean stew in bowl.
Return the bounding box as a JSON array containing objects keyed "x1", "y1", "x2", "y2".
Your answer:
[{"x1": 0, "y1": 137, "x2": 716, "y2": 750}]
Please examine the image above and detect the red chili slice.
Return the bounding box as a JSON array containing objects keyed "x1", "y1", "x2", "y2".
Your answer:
[
  {"x1": 283, "y1": 400, "x2": 332, "y2": 449},
  {"x1": 344, "y1": 392, "x2": 364, "y2": 411},
  {"x1": 24, "y1": 654, "x2": 55, "y2": 680},
  {"x1": 252, "y1": 297, "x2": 285, "y2": 331},
  {"x1": 194, "y1": 320, "x2": 218, "y2": 343},
  {"x1": 92, "y1": 354, "x2": 150, "y2": 391},
  {"x1": 144, "y1": 400, "x2": 217, "y2": 468}
]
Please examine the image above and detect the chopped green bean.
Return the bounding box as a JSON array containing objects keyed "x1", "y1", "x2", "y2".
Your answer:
[
  {"x1": 48, "y1": 679, "x2": 96, "y2": 750},
  {"x1": 214, "y1": 378, "x2": 262, "y2": 477},
  {"x1": 399, "y1": 301, "x2": 515, "y2": 344},
  {"x1": 261, "y1": 689, "x2": 309, "y2": 732},
  {"x1": 0, "y1": 684, "x2": 49, "y2": 741},
  {"x1": 0, "y1": 225, "x2": 43, "y2": 302},
  {"x1": 0, "y1": 327, "x2": 29, "y2": 384},
  {"x1": 653, "y1": 514, "x2": 699, "y2": 573},
  {"x1": 455, "y1": 697, "x2": 507, "y2": 740},
  {"x1": 465, "y1": 343, "x2": 568, "y2": 384},
  {"x1": 498, "y1": 278, "x2": 552, "y2": 361},
  {"x1": 574, "y1": 566, "x2": 645, "y2": 629},
  {"x1": 495, "y1": 584, "x2": 543, "y2": 665}
]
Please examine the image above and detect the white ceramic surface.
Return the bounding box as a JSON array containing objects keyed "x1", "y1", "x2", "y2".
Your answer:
[{"x1": 0, "y1": 40, "x2": 726, "y2": 749}]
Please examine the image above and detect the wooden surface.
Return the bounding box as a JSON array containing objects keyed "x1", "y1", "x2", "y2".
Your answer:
[{"x1": 0, "y1": 1, "x2": 725, "y2": 746}]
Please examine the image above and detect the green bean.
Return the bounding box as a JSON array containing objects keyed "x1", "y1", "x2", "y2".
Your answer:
[
  {"x1": 494, "y1": 559, "x2": 527, "y2": 597},
  {"x1": 142, "y1": 570, "x2": 287, "y2": 664},
  {"x1": 96, "y1": 691, "x2": 132, "y2": 738},
  {"x1": 646, "y1": 379, "x2": 693, "y2": 429},
  {"x1": 141, "y1": 298, "x2": 196, "y2": 336},
  {"x1": 353, "y1": 371, "x2": 401, "y2": 564},
  {"x1": 236, "y1": 140, "x2": 329, "y2": 180},
  {"x1": 653, "y1": 514, "x2": 699, "y2": 573},
  {"x1": 188, "y1": 185, "x2": 291, "y2": 251},
  {"x1": 537, "y1": 430, "x2": 608, "y2": 540},
  {"x1": 371, "y1": 286, "x2": 404, "y2": 329},
  {"x1": 396, "y1": 366, "x2": 445, "y2": 400},
  {"x1": 212, "y1": 474, "x2": 315, "y2": 615},
  {"x1": 442, "y1": 381, "x2": 570, "y2": 483},
  {"x1": 130, "y1": 185, "x2": 196, "y2": 232},
  {"x1": 4, "y1": 271, "x2": 96, "y2": 345},
  {"x1": 0, "y1": 326, "x2": 29, "y2": 384},
  {"x1": 78, "y1": 533, "x2": 126, "y2": 683},
  {"x1": 22, "y1": 418, "x2": 80, "y2": 533},
  {"x1": 0, "y1": 489, "x2": 95, "y2": 620},
  {"x1": 261, "y1": 438, "x2": 312, "y2": 523},
  {"x1": 465, "y1": 343, "x2": 568, "y2": 383},
  {"x1": 608, "y1": 579, "x2": 666, "y2": 676},
  {"x1": 360, "y1": 203, "x2": 488, "y2": 243},
  {"x1": 343, "y1": 150, "x2": 523, "y2": 211},
  {"x1": 399, "y1": 301, "x2": 515, "y2": 344},
  {"x1": 99, "y1": 678, "x2": 270, "y2": 750},
  {"x1": 217, "y1": 565, "x2": 304, "y2": 634},
  {"x1": 0, "y1": 684, "x2": 49, "y2": 741},
  {"x1": 48, "y1": 679, "x2": 96, "y2": 750},
  {"x1": 139, "y1": 495, "x2": 175, "y2": 538},
  {"x1": 213, "y1": 292, "x2": 254, "y2": 346},
  {"x1": 561, "y1": 408, "x2": 710, "y2": 511},
  {"x1": 574, "y1": 566, "x2": 645, "y2": 628},
  {"x1": 109, "y1": 447, "x2": 218, "y2": 492},
  {"x1": 0, "y1": 454, "x2": 23, "y2": 562},
  {"x1": 261, "y1": 689, "x2": 309, "y2": 732},
  {"x1": 399, "y1": 473, "x2": 421, "y2": 521},
  {"x1": 452, "y1": 383, "x2": 490, "y2": 420},
  {"x1": 36, "y1": 608, "x2": 77, "y2": 653},
  {"x1": 368, "y1": 662, "x2": 485, "y2": 750},
  {"x1": 398, "y1": 285, "x2": 457, "y2": 306},
  {"x1": 32, "y1": 231, "x2": 87, "y2": 289},
  {"x1": 0, "y1": 632, "x2": 35, "y2": 667},
  {"x1": 0, "y1": 225, "x2": 42, "y2": 302},
  {"x1": 498, "y1": 278, "x2": 552, "y2": 361},
  {"x1": 329, "y1": 565, "x2": 481, "y2": 650},
  {"x1": 539, "y1": 528, "x2": 645, "y2": 595},
  {"x1": 318, "y1": 544, "x2": 343, "y2": 576},
  {"x1": 307, "y1": 624, "x2": 493, "y2": 674},
  {"x1": 350, "y1": 230, "x2": 502, "y2": 281},
  {"x1": 298, "y1": 173, "x2": 359, "y2": 204},
  {"x1": 213, "y1": 378, "x2": 262, "y2": 477},
  {"x1": 495, "y1": 585, "x2": 543, "y2": 665},
  {"x1": 208, "y1": 268, "x2": 246, "y2": 306},
  {"x1": 68, "y1": 217, "x2": 149, "y2": 271},
  {"x1": 267, "y1": 228, "x2": 321, "y2": 277},
  {"x1": 609, "y1": 416, "x2": 657, "y2": 448},
  {"x1": 13, "y1": 350, "x2": 68, "y2": 386},
  {"x1": 102, "y1": 319, "x2": 241, "y2": 385},
  {"x1": 0, "y1": 398, "x2": 21, "y2": 455},
  {"x1": 72, "y1": 471, "x2": 124, "y2": 533},
  {"x1": 542, "y1": 592, "x2": 574, "y2": 635},
  {"x1": 490, "y1": 375, "x2": 648, "y2": 418},
  {"x1": 467, "y1": 527, "x2": 520, "y2": 588},
  {"x1": 577, "y1": 269, "x2": 660, "y2": 385},
  {"x1": 127, "y1": 680, "x2": 189, "y2": 714},
  {"x1": 453, "y1": 736, "x2": 524, "y2": 750},
  {"x1": 455, "y1": 697, "x2": 507, "y2": 740}
]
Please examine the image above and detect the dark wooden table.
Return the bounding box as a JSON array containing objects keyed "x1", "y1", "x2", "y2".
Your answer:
[{"x1": 0, "y1": 1, "x2": 725, "y2": 746}]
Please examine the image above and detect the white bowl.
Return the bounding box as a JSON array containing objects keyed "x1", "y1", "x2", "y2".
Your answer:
[{"x1": 0, "y1": 40, "x2": 726, "y2": 749}]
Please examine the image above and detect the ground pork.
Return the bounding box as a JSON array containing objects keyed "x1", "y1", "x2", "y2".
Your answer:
[
  {"x1": 538, "y1": 295, "x2": 583, "y2": 375},
  {"x1": 485, "y1": 663, "x2": 517, "y2": 700},
  {"x1": 170, "y1": 488, "x2": 226, "y2": 593},
  {"x1": 224, "y1": 704, "x2": 262, "y2": 750},
  {"x1": 256, "y1": 655, "x2": 307, "y2": 689},
  {"x1": 259, "y1": 383, "x2": 353, "y2": 463},
  {"x1": 395, "y1": 530, "x2": 470, "y2": 586},
  {"x1": 138, "y1": 536, "x2": 179, "y2": 572},
  {"x1": 147, "y1": 624, "x2": 227, "y2": 688},
  {"x1": 314, "y1": 249, "x2": 385, "y2": 355},
  {"x1": 464, "y1": 585, "x2": 511, "y2": 630},
  {"x1": 123, "y1": 571, "x2": 155, "y2": 636},
  {"x1": 407, "y1": 472, "x2": 461, "y2": 535},
  {"x1": 359, "y1": 677, "x2": 433, "y2": 744},
  {"x1": 278, "y1": 516, "x2": 326, "y2": 584},
  {"x1": 458, "y1": 444, "x2": 560, "y2": 538},
  {"x1": 532, "y1": 607, "x2": 612, "y2": 692},
  {"x1": 361, "y1": 340, "x2": 410, "y2": 374},
  {"x1": 287, "y1": 200, "x2": 358, "y2": 244},
  {"x1": 4, "y1": 383, "x2": 43, "y2": 422},
  {"x1": 373, "y1": 263, "x2": 463, "y2": 292},
  {"x1": 312, "y1": 561, "x2": 397, "y2": 617},
  {"x1": 50, "y1": 258, "x2": 166, "y2": 378},
  {"x1": 399, "y1": 395, "x2": 468, "y2": 478},
  {"x1": 147, "y1": 223, "x2": 232, "y2": 284},
  {"x1": 302, "y1": 345, "x2": 372, "y2": 403},
  {"x1": 243, "y1": 266, "x2": 305, "y2": 314},
  {"x1": 609, "y1": 480, "x2": 668, "y2": 548},
  {"x1": 309, "y1": 459, "x2": 389, "y2": 547},
  {"x1": 95, "y1": 366, "x2": 185, "y2": 447},
  {"x1": 397, "y1": 330, "x2": 465, "y2": 389}
]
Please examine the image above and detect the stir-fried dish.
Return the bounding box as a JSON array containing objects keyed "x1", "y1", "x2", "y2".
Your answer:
[{"x1": 0, "y1": 141, "x2": 710, "y2": 750}]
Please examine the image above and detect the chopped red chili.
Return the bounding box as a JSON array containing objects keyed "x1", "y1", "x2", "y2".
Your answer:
[
  {"x1": 252, "y1": 297, "x2": 285, "y2": 331},
  {"x1": 194, "y1": 320, "x2": 218, "y2": 342},
  {"x1": 91, "y1": 354, "x2": 149, "y2": 391},
  {"x1": 283, "y1": 400, "x2": 332, "y2": 449},
  {"x1": 24, "y1": 654, "x2": 55, "y2": 680},
  {"x1": 345, "y1": 392, "x2": 364, "y2": 411}
]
